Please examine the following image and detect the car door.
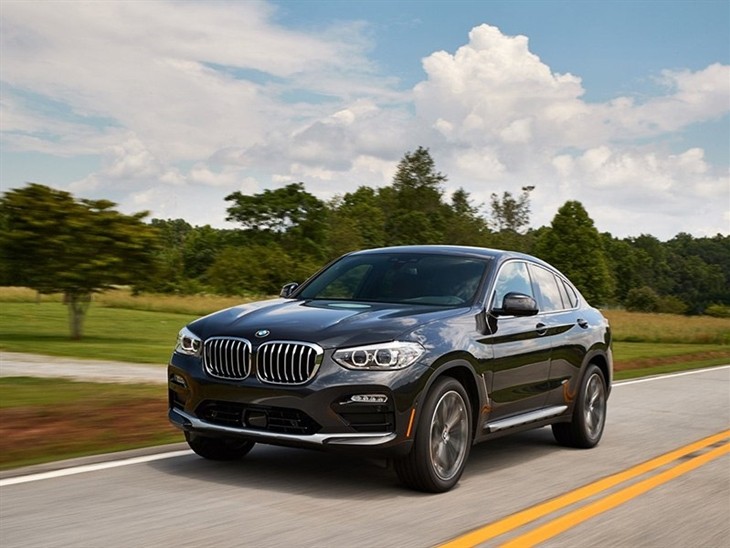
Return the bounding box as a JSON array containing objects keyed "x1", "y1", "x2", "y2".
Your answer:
[
  {"x1": 527, "y1": 264, "x2": 586, "y2": 409},
  {"x1": 481, "y1": 260, "x2": 552, "y2": 420}
]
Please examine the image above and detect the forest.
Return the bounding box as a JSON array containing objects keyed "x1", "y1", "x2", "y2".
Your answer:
[{"x1": 2, "y1": 147, "x2": 729, "y2": 318}]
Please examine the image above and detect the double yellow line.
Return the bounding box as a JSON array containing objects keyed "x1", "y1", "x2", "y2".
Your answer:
[{"x1": 440, "y1": 429, "x2": 730, "y2": 547}]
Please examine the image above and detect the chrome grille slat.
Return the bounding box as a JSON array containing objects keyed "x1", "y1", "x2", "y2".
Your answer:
[
  {"x1": 256, "y1": 341, "x2": 323, "y2": 385},
  {"x1": 203, "y1": 338, "x2": 321, "y2": 384},
  {"x1": 203, "y1": 337, "x2": 252, "y2": 380}
]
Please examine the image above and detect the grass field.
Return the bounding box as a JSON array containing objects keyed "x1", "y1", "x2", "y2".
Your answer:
[
  {"x1": 603, "y1": 310, "x2": 730, "y2": 344},
  {"x1": 1, "y1": 288, "x2": 728, "y2": 367},
  {"x1": 1, "y1": 287, "x2": 728, "y2": 469},
  {"x1": 0, "y1": 377, "x2": 181, "y2": 470}
]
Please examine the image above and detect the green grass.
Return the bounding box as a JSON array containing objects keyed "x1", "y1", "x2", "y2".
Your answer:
[
  {"x1": 612, "y1": 341, "x2": 730, "y2": 380},
  {"x1": 0, "y1": 377, "x2": 181, "y2": 470},
  {"x1": 0, "y1": 302, "x2": 197, "y2": 363},
  {"x1": 0, "y1": 286, "x2": 262, "y2": 315},
  {"x1": 614, "y1": 359, "x2": 729, "y2": 381},
  {"x1": 603, "y1": 310, "x2": 730, "y2": 344},
  {"x1": 0, "y1": 376, "x2": 165, "y2": 407},
  {"x1": 612, "y1": 341, "x2": 729, "y2": 361}
]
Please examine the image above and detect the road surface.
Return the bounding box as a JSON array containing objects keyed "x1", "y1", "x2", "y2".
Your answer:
[{"x1": 1, "y1": 366, "x2": 728, "y2": 547}]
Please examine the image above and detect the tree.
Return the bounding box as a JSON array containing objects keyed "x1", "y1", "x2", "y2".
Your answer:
[
  {"x1": 383, "y1": 147, "x2": 449, "y2": 245},
  {"x1": 206, "y1": 244, "x2": 317, "y2": 295},
  {"x1": 668, "y1": 253, "x2": 724, "y2": 314},
  {"x1": 325, "y1": 187, "x2": 386, "y2": 258},
  {"x1": 489, "y1": 186, "x2": 534, "y2": 233},
  {"x1": 666, "y1": 233, "x2": 730, "y2": 311},
  {"x1": 0, "y1": 183, "x2": 159, "y2": 339},
  {"x1": 141, "y1": 218, "x2": 193, "y2": 293},
  {"x1": 601, "y1": 233, "x2": 649, "y2": 304},
  {"x1": 443, "y1": 188, "x2": 492, "y2": 246},
  {"x1": 629, "y1": 234, "x2": 675, "y2": 296},
  {"x1": 533, "y1": 201, "x2": 613, "y2": 305},
  {"x1": 624, "y1": 286, "x2": 660, "y2": 312},
  {"x1": 225, "y1": 182, "x2": 328, "y2": 259}
]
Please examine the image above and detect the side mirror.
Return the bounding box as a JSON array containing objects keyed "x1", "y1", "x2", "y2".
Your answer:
[
  {"x1": 279, "y1": 282, "x2": 299, "y2": 298},
  {"x1": 493, "y1": 292, "x2": 539, "y2": 317}
]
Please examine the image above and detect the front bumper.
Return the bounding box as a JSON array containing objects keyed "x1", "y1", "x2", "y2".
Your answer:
[
  {"x1": 169, "y1": 407, "x2": 397, "y2": 447},
  {"x1": 168, "y1": 352, "x2": 429, "y2": 456}
]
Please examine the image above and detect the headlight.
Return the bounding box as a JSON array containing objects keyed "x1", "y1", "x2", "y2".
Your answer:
[
  {"x1": 333, "y1": 341, "x2": 425, "y2": 370},
  {"x1": 175, "y1": 326, "x2": 202, "y2": 356}
]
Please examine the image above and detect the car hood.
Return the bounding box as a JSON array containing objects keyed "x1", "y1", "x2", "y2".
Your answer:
[{"x1": 188, "y1": 298, "x2": 467, "y2": 349}]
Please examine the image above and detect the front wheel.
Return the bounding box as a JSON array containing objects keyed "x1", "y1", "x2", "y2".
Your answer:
[
  {"x1": 395, "y1": 377, "x2": 472, "y2": 493},
  {"x1": 185, "y1": 432, "x2": 255, "y2": 461},
  {"x1": 552, "y1": 364, "x2": 607, "y2": 448}
]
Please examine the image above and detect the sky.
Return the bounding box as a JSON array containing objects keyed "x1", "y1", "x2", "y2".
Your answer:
[{"x1": 1, "y1": 0, "x2": 729, "y2": 240}]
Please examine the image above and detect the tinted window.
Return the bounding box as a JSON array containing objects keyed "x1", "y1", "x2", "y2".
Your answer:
[
  {"x1": 557, "y1": 278, "x2": 571, "y2": 309},
  {"x1": 530, "y1": 265, "x2": 564, "y2": 312},
  {"x1": 299, "y1": 254, "x2": 489, "y2": 306},
  {"x1": 562, "y1": 280, "x2": 579, "y2": 308},
  {"x1": 492, "y1": 261, "x2": 534, "y2": 309},
  {"x1": 316, "y1": 264, "x2": 371, "y2": 299}
]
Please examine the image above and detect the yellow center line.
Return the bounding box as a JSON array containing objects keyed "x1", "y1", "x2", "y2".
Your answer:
[
  {"x1": 439, "y1": 429, "x2": 730, "y2": 548},
  {"x1": 500, "y1": 442, "x2": 730, "y2": 548}
]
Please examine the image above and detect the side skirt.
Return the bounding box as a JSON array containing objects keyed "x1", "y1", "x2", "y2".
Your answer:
[{"x1": 485, "y1": 405, "x2": 568, "y2": 432}]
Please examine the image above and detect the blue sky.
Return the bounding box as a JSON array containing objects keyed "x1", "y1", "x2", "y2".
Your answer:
[{"x1": 1, "y1": 0, "x2": 728, "y2": 239}]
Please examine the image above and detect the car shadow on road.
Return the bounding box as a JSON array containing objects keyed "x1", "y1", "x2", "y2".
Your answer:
[
  {"x1": 148, "y1": 427, "x2": 562, "y2": 500},
  {"x1": 149, "y1": 444, "x2": 400, "y2": 500}
]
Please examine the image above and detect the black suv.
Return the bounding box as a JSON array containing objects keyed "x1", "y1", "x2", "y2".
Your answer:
[{"x1": 168, "y1": 245, "x2": 612, "y2": 492}]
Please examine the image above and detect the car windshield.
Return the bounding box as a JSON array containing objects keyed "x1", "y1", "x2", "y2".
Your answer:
[{"x1": 297, "y1": 253, "x2": 490, "y2": 306}]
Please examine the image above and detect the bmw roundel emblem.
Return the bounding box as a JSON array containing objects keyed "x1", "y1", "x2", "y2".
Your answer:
[{"x1": 255, "y1": 329, "x2": 270, "y2": 338}]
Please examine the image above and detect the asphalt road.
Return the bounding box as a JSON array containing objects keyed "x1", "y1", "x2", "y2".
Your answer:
[{"x1": 1, "y1": 366, "x2": 728, "y2": 548}]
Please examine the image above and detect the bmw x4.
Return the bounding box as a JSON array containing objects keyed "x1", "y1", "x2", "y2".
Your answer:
[{"x1": 168, "y1": 245, "x2": 612, "y2": 492}]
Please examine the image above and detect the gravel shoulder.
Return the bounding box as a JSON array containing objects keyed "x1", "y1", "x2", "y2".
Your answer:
[{"x1": 0, "y1": 352, "x2": 167, "y2": 384}]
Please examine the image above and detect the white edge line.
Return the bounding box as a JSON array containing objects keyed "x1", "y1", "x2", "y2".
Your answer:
[
  {"x1": 0, "y1": 449, "x2": 192, "y2": 487},
  {"x1": 615, "y1": 364, "x2": 730, "y2": 387}
]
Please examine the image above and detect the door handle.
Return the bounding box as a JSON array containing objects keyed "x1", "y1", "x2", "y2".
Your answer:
[
  {"x1": 536, "y1": 322, "x2": 548, "y2": 336},
  {"x1": 577, "y1": 318, "x2": 589, "y2": 329}
]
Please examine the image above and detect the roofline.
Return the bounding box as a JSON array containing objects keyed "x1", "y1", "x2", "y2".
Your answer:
[{"x1": 346, "y1": 245, "x2": 564, "y2": 277}]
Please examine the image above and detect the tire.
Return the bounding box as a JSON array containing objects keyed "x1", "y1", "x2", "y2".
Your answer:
[
  {"x1": 552, "y1": 364, "x2": 607, "y2": 448},
  {"x1": 185, "y1": 432, "x2": 255, "y2": 461},
  {"x1": 395, "y1": 377, "x2": 472, "y2": 493}
]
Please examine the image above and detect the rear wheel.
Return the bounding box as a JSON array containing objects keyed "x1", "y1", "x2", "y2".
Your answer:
[
  {"x1": 552, "y1": 364, "x2": 606, "y2": 448},
  {"x1": 395, "y1": 377, "x2": 472, "y2": 493},
  {"x1": 185, "y1": 432, "x2": 255, "y2": 461}
]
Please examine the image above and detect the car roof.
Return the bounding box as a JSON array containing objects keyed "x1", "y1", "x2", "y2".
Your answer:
[
  {"x1": 347, "y1": 245, "x2": 564, "y2": 277},
  {"x1": 348, "y1": 245, "x2": 525, "y2": 262}
]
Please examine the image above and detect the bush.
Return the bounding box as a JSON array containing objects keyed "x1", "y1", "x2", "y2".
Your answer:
[
  {"x1": 205, "y1": 244, "x2": 320, "y2": 296},
  {"x1": 705, "y1": 304, "x2": 730, "y2": 318},
  {"x1": 656, "y1": 295, "x2": 688, "y2": 315},
  {"x1": 625, "y1": 286, "x2": 660, "y2": 313}
]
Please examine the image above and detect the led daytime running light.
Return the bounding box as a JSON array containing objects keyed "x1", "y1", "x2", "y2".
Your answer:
[{"x1": 333, "y1": 341, "x2": 424, "y2": 370}]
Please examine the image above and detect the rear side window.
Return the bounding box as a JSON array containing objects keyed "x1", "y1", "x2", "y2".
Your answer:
[
  {"x1": 561, "y1": 280, "x2": 579, "y2": 308},
  {"x1": 529, "y1": 264, "x2": 564, "y2": 312}
]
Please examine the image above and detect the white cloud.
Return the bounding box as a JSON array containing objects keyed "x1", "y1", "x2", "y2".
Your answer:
[
  {"x1": 409, "y1": 24, "x2": 729, "y2": 237},
  {"x1": 0, "y1": 0, "x2": 392, "y2": 164},
  {"x1": 1, "y1": 6, "x2": 728, "y2": 240},
  {"x1": 415, "y1": 24, "x2": 586, "y2": 149},
  {"x1": 415, "y1": 24, "x2": 730, "y2": 155}
]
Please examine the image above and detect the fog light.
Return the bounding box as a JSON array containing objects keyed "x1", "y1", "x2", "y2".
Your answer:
[
  {"x1": 171, "y1": 373, "x2": 187, "y2": 388},
  {"x1": 349, "y1": 394, "x2": 388, "y2": 404}
]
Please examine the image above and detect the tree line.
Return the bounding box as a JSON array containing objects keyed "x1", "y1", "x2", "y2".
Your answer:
[{"x1": 2, "y1": 146, "x2": 728, "y2": 338}]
